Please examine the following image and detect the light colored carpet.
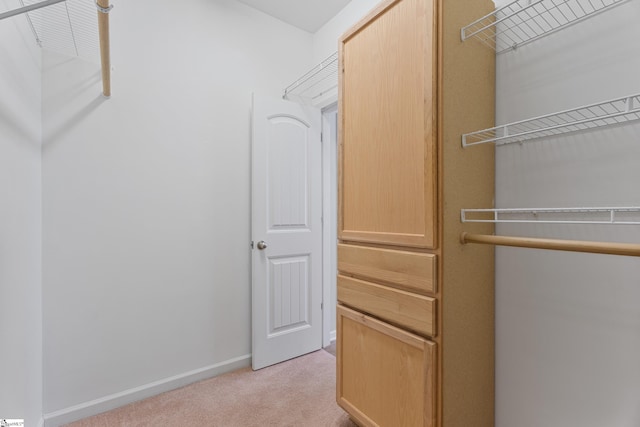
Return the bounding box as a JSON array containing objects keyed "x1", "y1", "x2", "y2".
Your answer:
[
  {"x1": 324, "y1": 341, "x2": 337, "y2": 357},
  {"x1": 65, "y1": 350, "x2": 357, "y2": 427}
]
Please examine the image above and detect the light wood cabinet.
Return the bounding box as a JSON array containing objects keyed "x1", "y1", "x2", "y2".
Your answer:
[
  {"x1": 337, "y1": 244, "x2": 436, "y2": 295},
  {"x1": 338, "y1": 0, "x2": 436, "y2": 249},
  {"x1": 338, "y1": 275, "x2": 436, "y2": 337},
  {"x1": 337, "y1": 305, "x2": 436, "y2": 427},
  {"x1": 337, "y1": 0, "x2": 496, "y2": 426}
]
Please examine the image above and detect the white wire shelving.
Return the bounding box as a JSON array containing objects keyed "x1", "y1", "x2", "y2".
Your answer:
[
  {"x1": 14, "y1": 0, "x2": 102, "y2": 63},
  {"x1": 461, "y1": 0, "x2": 629, "y2": 54},
  {"x1": 283, "y1": 51, "x2": 338, "y2": 102},
  {"x1": 461, "y1": 207, "x2": 640, "y2": 225},
  {"x1": 461, "y1": 93, "x2": 640, "y2": 147}
]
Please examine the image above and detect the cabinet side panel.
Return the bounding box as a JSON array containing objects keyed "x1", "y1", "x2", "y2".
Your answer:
[
  {"x1": 439, "y1": 0, "x2": 496, "y2": 426},
  {"x1": 339, "y1": 0, "x2": 436, "y2": 248}
]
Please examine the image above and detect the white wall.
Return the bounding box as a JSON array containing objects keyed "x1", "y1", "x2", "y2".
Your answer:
[
  {"x1": 312, "y1": 0, "x2": 380, "y2": 63},
  {"x1": 0, "y1": 1, "x2": 43, "y2": 425},
  {"x1": 312, "y1": 0, "x2": 379, "y2": 339},
  {"x1": 495, "y1": 1, "x2": 640, "y2": 426},
  {"x1": 41, "y1": 0, "x2": 313, "y2": 422}
]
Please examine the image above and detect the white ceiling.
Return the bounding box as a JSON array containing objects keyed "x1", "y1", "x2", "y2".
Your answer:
[{"x1": 235, "y1": 0, "x2": 352, "y2": 33}]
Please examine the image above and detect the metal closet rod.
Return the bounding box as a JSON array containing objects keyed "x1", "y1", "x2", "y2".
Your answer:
[
  {"x1": 0, "y1": 0, "x2": 65, "y2": 21},
  {"x1": 460, "y1": 232, "x2": 640, "y2": 257}
]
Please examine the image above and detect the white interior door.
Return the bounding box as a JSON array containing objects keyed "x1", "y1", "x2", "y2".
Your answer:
[{"x1": 251, "y1": 94, "x2": 323, "y2": 370}]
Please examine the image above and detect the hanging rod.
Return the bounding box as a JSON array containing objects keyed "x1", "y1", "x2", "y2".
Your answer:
[
  {"x1": 460, "y1": 232, "x2": 640, "y2": 257},
  {"x1": 0, "y1": 0, "x2": 65, "y2": 21},
  {"x1": 284, "y1": 51, "x2": 338, "y2": 101},
  {"x1": 462, "y1": 93, "x2": 640, "y2": 147},
  {"x1": 461, "y1": 207, "x2": 640, "y2": 225},
  {"x1": 96, "y1": 0, "x2": 112, "y2": 97},
  {"x1": 461, "y1": 0, "x2": 629, "y2": 54}
]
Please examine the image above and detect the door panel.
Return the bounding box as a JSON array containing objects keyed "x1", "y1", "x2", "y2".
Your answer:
[
  {"x1": 269, "y1": 255, "x2": 310, "y2": 333},
  {"x1": 267, "y1": 116, "x2": 310, "y2": 229},
  {"x1": 252, "y1": 94, "x2": 322, "y2": 370},
  {"x1": 339, "y1": 0, "x2": 437, "y2": 248},
  {"x1": 337, "y1": 305, "x2": 436, "y2": 427}
]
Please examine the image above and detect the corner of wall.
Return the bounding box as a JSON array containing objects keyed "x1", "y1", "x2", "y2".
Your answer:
[
  {"x1": 42, "y1": 354, "x2": 251, "y2": 427},
  {"x1": 311, "y1": 0, "x2": 380, "y2": 64},
  {"x1": 0, "y1": 2, "x2": 44, "y2": 425}
]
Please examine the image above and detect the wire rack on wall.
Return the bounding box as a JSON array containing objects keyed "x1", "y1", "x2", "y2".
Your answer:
[
  {"x1": 461, "y1": 0, "x2": 629, "y2": 53},
  {"x1": 19, "y1": 0, "x2": 101, "y2": 63},
  {"x1": 461, "y1": 207, "x2": 640, "y2": 225},
  {"x1": 461, "y1": 93, "x2": 640, "y2": 147},
  {"x1": 284, "y1": 51, "x2": 338, "y2": 103}
]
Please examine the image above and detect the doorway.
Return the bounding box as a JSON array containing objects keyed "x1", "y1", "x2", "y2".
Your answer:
[{"x1": 321, "y1": 102, "x2": 338, "y2": 348}]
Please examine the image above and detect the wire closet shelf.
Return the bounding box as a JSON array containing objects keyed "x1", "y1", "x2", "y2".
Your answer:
[
  {"x1": 461, "y1": 93, "x2": 640, "y2": 147},
  {"x1": 461, "y1": 0, "x2": 629, "y2": 53},
  {"x1": 461, "y1": 207, "x2": 640, "y2": 225},
  {"x1": 14, "y1": 0, "x2": 102, "y2": 63},
  {"x1": 283, "y1": 51, "x2": 338, "y2": 102}
]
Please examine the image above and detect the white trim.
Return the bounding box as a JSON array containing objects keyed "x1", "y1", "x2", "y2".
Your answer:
[
  {"x1": 42, "y1": 354, "x2": 251, "y2": 427},
  {"x1": 330, "y1": 330, "x2": 336, "y2": 342},
  {"x1": 37, "y1": 417, "x2": 45, "y2": 427},
  {"x1": 313, "y1": 87, "x2": 339, "y2": 110},
  {"x1": 321, "y1": 102, "x2": 338, "y2": 348}
]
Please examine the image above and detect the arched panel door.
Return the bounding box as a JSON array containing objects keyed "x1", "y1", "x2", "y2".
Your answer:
[{"x1": 251, "y1": 94, "x2": 322, "y2": 370}]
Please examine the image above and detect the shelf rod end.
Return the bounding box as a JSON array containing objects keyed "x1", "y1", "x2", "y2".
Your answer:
[{"x1": 460, "y1": 232, "x2": 469, "y2": 245}]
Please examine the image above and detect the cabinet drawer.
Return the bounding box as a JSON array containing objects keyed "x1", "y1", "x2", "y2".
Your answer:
[
  {"x1": 337, "y1": 305, "x2": 436, "y2": 427},
  {"x1": 338, "y1": 275, "x2": 436, "y2": 337},
  {"x1": 338, "y1": 243, "x2": 436, "y2": 295}
]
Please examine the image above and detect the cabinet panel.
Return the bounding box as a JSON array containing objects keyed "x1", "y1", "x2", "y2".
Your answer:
[
  {"x1": 338, "y1": 274, "x2": 436, "y2": 337},
  {"x1": 338, "y1": 243, "x2": 436, "y2": 295},
  {"x1": 338, "y1": 0, "x2": 437, "y2": 248},
  {"x1": 337, "y1": 305, "x2": 436, "y2": 427}
]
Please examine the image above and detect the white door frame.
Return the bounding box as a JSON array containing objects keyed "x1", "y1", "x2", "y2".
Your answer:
[{"x1": 321, "y1": 102, "x2": 338, "y2": 347}]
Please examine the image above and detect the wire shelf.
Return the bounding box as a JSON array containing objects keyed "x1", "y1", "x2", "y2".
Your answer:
[
  {"x1": 283, "y1": 51, "x2": 338, "y2": 102},
  {"x1": 461, "y1": 207, "x2": 640, "y2": 225},
  {"x1": 20, "y1": 0, "x2": 100, "y2": 63},
  {"x1": 461, "y1": 0, "x2": 629, "y2": 53},
  {"x1": 462, "y1": 93, "x2": 640, "y2": 147}
]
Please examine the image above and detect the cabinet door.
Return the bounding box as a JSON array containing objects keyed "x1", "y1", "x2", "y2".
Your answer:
[
  {"x1": 339, "y1": 0, "x2": 437, "y2": 249},
  {"x1": 337, "y1": 305, "x2": 436, "y2": 427}
]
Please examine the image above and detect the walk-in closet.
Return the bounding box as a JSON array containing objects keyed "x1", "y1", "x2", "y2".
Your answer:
[{"x1": 1, "y1": 0, "x2": 639, "y2": 426}]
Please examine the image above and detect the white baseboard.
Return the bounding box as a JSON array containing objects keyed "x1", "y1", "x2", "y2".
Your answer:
[
  {"x1": 330, "y1": 330, "x2": 336, "y2": 342},
  {"x1": 37, "y1": 417, "x2": 45, "y2": 427},
  {"x1": 43, "y1": 354, "x2": 251, "y2": 427}
]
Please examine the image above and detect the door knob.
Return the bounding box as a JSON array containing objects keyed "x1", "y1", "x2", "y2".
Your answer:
[{"x1": 257, "y1": 241, "x2": 268, "y2": 250}]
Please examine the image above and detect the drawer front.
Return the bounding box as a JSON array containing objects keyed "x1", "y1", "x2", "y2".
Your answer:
[
  {"x1": 338, "y1": 244, "x2": 436, "y2": 295},
  {"x1": 337, "y1": 305, "x2": 436, "y2": 427},
  {"x1": 338, "y1": 275, "x2": 436, "y2": 337}
]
